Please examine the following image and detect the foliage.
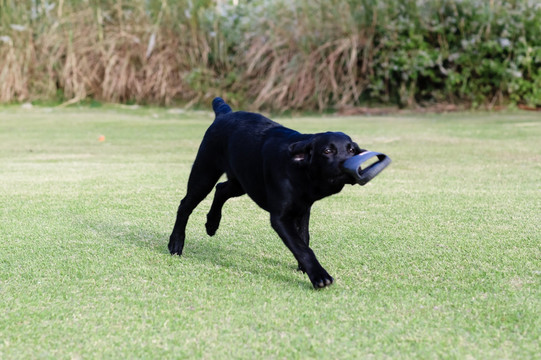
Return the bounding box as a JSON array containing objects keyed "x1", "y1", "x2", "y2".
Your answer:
[{"x1": 0, "y1": 0, "x2": 540, "y2": 110}]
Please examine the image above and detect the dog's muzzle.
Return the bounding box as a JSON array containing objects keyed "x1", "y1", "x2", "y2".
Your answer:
[{"x1": 342, "y1": 151, "x2": 391, "y2": 186}]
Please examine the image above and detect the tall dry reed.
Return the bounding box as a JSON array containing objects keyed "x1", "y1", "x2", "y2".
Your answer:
[{"x1": 0, "y1": 0, "x2": 540, "y2": 110}]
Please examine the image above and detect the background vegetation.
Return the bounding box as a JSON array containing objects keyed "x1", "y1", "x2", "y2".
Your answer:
[{"x1": 1, "y1": 0, "x2": 540, "y2": 111}]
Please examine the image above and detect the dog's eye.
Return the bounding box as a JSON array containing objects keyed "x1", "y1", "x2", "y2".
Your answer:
[
  {"x1": 323, "y1": 148, "x2": 334, "y2": 155},
  {"x1": 347, "y1": 146, "x2": 356, "y2": 154}
]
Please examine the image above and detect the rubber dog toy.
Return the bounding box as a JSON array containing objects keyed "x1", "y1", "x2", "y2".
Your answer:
[{"x1": 342, "y1": 151, "x2": 391, "y2": 185}]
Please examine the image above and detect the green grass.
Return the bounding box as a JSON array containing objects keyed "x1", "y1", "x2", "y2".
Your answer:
[{"x1": 1, "y1": 105, "x2": 540, "y2": 359}]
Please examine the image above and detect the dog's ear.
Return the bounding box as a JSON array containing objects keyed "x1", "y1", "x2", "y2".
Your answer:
[{"x1": 289, "y1": 139, "x2": 313, "y2": 164}]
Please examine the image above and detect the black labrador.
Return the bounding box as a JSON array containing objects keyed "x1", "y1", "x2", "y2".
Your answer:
[{"x1": 169, "y1": 97, "x2": 366, "y2": 288}]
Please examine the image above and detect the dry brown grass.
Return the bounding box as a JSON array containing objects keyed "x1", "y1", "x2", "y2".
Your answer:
[
  {"x1": 1, "y1": 0, "x2": 540, "y2": 110},
  {"x1": 0, "y1": 1, "x2": 380, "y2": 110},
  {"x1": 0, "y1": 33, "x2": 29, "y2": 102},
  {"x1": 1, "y1": 3, "x2": 208, "y2": 106}
]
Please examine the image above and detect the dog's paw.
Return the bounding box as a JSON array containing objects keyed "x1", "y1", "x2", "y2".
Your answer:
[
  {"x1": 308, "y1": 268, "x2": 334, "y2": 289},
  {"x1": 168, "y1": 244, "x2": 183, "y2": 256},
  {"x1": 168, "y1": 234, "x2": 184, "y2": 256},
  {"x1": 205, "y1": 219, "x2": 219, "y2": 237},
  {"x1": 205, "y1": 211, "x2": 221, "y2": 236}
]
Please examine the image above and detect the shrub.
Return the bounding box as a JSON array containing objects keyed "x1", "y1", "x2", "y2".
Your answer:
[{"x1": 0, "y1": 0, "x2": 540, "y2": 111}]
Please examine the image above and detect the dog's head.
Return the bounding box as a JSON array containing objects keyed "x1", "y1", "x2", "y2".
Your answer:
[{"x1": 289, "y1": 132, "x2": 364, "y2": 185}]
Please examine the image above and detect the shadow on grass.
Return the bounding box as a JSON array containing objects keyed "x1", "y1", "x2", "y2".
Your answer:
[
  {"x1": 181, "y1": 240, "x2": 312, "y2": 290},
  {"x1": 88, "y1": 219, "x2": 313, "y2": 290}
]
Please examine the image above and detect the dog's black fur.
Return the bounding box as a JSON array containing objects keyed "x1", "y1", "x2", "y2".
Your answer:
[{"x1": 169, "y1": 98, "x2": 365, "y2": 288}]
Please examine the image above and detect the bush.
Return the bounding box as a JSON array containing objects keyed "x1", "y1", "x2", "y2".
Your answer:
[{"x1": 0, "y1": 0, "x2": 540, "y2": 111}]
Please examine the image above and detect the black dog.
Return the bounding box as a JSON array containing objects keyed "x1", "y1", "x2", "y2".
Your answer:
[{"x1": 169, "y1": 98, "x2": 365, "y2": 288}]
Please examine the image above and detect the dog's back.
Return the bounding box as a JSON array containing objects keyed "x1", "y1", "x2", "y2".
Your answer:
[
  {"x1": 205, "y1": 98, "x2": 284, "y2": 155},
  {"x1": 202, "y1": 99, "x2": 286, "y2": 205},
  {"x1": 210, "y1": 97, "x2": 278, "y2": 132}
]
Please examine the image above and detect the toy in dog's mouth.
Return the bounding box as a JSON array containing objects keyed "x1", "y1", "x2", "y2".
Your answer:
[{"x1": 342, "y1": 151, "x2": 391, "y2": 186}]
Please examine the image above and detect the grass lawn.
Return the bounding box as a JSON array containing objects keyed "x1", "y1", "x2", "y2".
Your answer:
[{"x1": 1, "y1": 105, "x2": 539, "y2": 359}]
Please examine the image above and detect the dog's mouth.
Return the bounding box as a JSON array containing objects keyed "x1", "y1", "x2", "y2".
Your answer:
[{"x1": 330, "y1": 171, "x2": 356, "y2": 185}]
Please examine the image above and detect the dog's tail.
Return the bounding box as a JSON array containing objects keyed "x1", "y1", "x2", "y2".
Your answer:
[{"x1": 212, "y1": 97, "x2": 232, "y2": 116}]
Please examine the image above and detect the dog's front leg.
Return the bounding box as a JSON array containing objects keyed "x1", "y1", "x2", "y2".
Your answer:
[
  {"x1": 270, "y1": 214, "x2": 333, "y2": 288},
  {"x1": 295, "y1": 211, "x2": 310, "y2": 273}
]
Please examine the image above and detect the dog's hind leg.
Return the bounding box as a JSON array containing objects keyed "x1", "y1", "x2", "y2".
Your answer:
[
  {"x1": 169, "y1": 159, "x2": 223, "y2": 255},
  {"x1": 205, "y1": 178, "x2": 245, "y2": 236}
]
